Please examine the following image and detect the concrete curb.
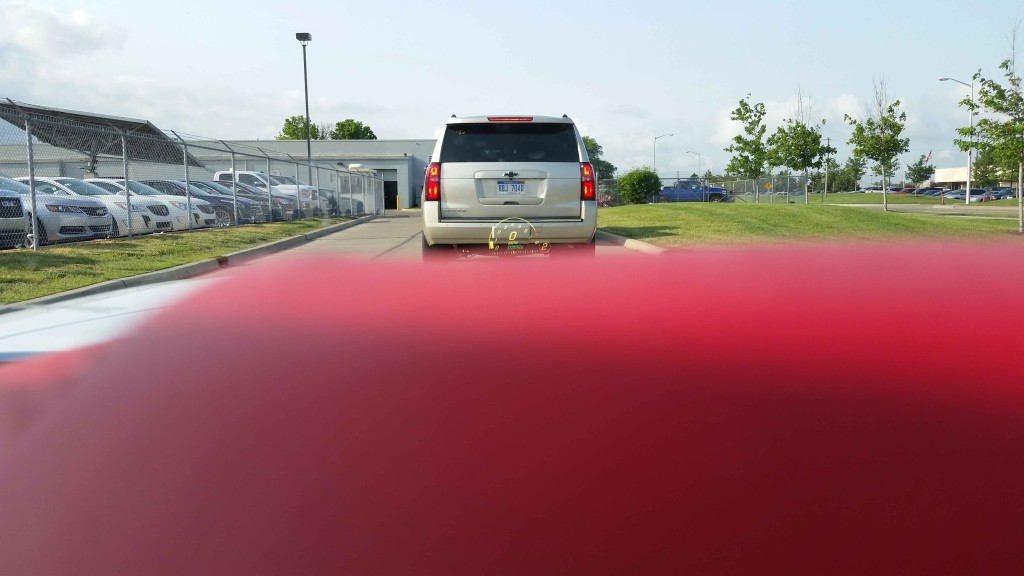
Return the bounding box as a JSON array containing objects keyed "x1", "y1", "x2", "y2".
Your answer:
[
  {"x1": 596, "y1": 230, "x2": 667, "y2": 255},
  {"x1": 1, "y1": 215, "x2": 378, "y2": 312}
]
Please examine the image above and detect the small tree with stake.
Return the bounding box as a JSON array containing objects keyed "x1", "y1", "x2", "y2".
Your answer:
[
  {"x1": 845, "y1": 79, "x2": 909, "y2": 212},
  {"x1": 766, "y1": 88, "x2": 834, "y2": 204},
  {"x1": 724, "y1": 95, "x2": 770, "y2": 203}
]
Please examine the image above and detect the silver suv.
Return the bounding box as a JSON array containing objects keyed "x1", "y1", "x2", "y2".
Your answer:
[{"x1": 421, "y1": 115, "x2": 598, "y2": 257}]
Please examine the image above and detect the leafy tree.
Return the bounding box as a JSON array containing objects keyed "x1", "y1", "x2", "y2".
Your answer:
[
  {"x1": 955, "y1": 28, "x2": 1024, "y2": 230},
  {"x1": 724, "y1": 95, "x2": 770, "y2": 201},
  {"x1": 329, "y1": 119, "x2": 377, "y2": 140},
  {"x1": 767, "y1": 118, "x2": 834, "y2": 204},
  {"x1": 617, "y1": 167, "x2": 662, "y2": 204},
  {"x1": 582, "y1": 136, "x2": 618, "y2": 179},
  {"x1": 845, "y1": 79, "x2": 909, "y2": 211},
  {"x1": 905, "y1": 154, "x2": 936, "y2": 185},
  {"x1": 315, "y1": 122, "x2": 333, "y2": 141},
  {"x1": 829, "y1": 156, "x2": 867, "y2": 192},
  {"x1": 277, "y1": 115, "x2": 322, "y2": 140},
  {"x1": 971, "y1": 148, "x2": 1002, "y2": 187}
]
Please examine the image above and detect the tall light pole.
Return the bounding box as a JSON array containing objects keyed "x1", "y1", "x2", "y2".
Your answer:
[
  {"x1": 297, "y1": 32, "x2": 313, "y2": 188},
  {"x1": 940, "y1": 77, "x2": 973, "y2": 204},
  {"x1": 654, "y1": 133, "x2": 673, "y2": 176},
  {"x1": 685, "y1": 151, "x2": 710, "y2": 179},
  {"x1": 686, "y1": 151, "x2": 707, "y2": 201}
]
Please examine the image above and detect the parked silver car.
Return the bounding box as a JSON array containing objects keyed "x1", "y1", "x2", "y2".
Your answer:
[
  {"x1": 0, "y1": 187, "x2": 27, "y2": 249},
  {"x1": 0, "y1": 175, "x2": 112, "y2": 245},
  {"x1": 85, "y1": 179, "x2": 213, "y2": 231},
  {"x1": 18, "y1": 177, "x2": 172, "y2": 237},
  {"x1": 943, "y1": 188, "x2": 988, "y2": 202},
  {"x1": 421, "y1": 115, "x2": 598, "y2": 258}
]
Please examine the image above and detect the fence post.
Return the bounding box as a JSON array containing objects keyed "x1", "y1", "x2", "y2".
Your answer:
[
  {"x1": 24, "y1": 118, "x2": 38, "y2": 250},
  {"x1": 335, "y1": 169, "x2": 341, "y2": 216},
  {"x1": 232, "y1": 152, "x2": 240, "y2": 223},
  {"x1": 344, "y1": 171, "x2": 352, "y2": 214},
  {"x1": 294, "y1": 162, "x2": 302, "y2": 217},
  {"x1": 265, "y1": 157, "x2": 273, "y2": 220},
  {"x1": 228, "y1": 148, "x2": 239, "y2": 225},
  {"x1": 313, "y1": 166, "x2": 321, "y2": 216},
  {"x1": 120, "y1": 131, "x2": 133, "y2": 240},
  {"x1": 171, "y1": 131, "x2": 194, "y2": 232}
]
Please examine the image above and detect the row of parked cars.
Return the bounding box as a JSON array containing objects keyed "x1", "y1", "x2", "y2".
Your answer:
[
  {"x1": 859, "y1": 185, "x2": 1018, "y2": 200},
  {"x1": 0, "y1": 173, "x2": 366, "y2": 249},
  {"x1": 911, "y1": 186, "x2": 1017, "y2": 201}
]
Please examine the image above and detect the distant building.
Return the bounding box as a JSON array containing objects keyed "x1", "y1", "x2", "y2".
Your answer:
[
  {"x1": 194, "y1": 140, "x2": 435, "y2": 210},
  {"x1": 932, "y1": 167, "x2": 969, "y2": 188}
]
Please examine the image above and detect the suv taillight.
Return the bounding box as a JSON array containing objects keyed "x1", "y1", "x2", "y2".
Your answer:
[
  {"x1": 580, "y1": 162, "x2": 596, "y2": 201},
  {"x1": 424, "y1": 163, "x2": 441, "y2": 201}
]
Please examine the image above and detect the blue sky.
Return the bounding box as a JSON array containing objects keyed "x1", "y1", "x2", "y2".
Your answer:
[{"x1": 1, "y1": 0, "x2": 1021, "y2": 178}]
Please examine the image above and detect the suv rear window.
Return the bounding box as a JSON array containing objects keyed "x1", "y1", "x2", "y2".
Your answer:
[{"x1": 440, "y1": 123, "x2": 579, "y2": 163}]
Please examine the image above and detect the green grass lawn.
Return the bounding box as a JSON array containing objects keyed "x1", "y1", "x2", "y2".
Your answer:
[
  {"x1": 0, "y1": 218, "x2": 349, "y2": 304},
  {"x1": 597, "y1": 204, "x2": 1022, "y2": 248}
]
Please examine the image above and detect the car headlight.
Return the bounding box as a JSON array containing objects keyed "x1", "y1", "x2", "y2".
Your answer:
[{"x1": 46, "y1": 204, "x2": 84, "y2": 213}]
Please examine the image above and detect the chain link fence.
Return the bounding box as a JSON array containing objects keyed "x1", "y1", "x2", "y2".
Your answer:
[
  {"x1": 719, "y1": 175, "x2": 814, "y2": 203},
  {"x1": 0, "y1": 99, "x2": 384, "y2": 250},
  {"x1": 597, "y1": 174, "x2": 821, "y2": 207}
]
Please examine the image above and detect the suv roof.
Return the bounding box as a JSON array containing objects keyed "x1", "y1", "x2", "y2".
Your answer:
[{"x1": 446, "y1": 115, "x2": 573, "y2": 125}]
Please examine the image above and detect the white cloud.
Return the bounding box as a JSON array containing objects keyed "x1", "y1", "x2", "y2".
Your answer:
[
  {"x1": 1, "y1": 2, "x2": 123, "y2": 59},
  {"x1": 610, "y1": 104, "x2": 649, "y2": 119}
]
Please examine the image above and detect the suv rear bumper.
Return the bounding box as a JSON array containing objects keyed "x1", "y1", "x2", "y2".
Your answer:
[{"x1": 422, "y1": 202, "x2": 597, "y2": 245}]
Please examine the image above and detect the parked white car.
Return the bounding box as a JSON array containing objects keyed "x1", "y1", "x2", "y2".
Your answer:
[
  {"x1": 86, "y1": 179, "x2": 214, "y2": 231},
  {"x1": 19, "y1": 177, "x2": 172, "y2": 237}
]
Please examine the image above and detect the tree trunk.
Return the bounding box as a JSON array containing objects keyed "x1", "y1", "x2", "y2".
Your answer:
[
  {"x1": 804, "y1": 169, "x2": 809, "y2": 204},
  {"x1": 1018, "y1": 162, "x2": 1022, "y2": 234},
  {"x1": 882, "y1": 169, "x2": 888, "y2": 212}
]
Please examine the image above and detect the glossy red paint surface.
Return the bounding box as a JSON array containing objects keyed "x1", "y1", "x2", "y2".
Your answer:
[{"x1": 2, "y1": 245, "x2": 1023, "y2": 574}]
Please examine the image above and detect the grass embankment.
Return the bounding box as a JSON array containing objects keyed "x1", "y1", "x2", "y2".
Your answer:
[
  {"x1": 735, "y1": 192, "x2": 1020, "y2": 206},
  {"x1": 0, "y1": 218, "x2": 349, "y2": 304},
  {"x1": 597, "y1": 204, "x2": 1021, "y2": 248}
]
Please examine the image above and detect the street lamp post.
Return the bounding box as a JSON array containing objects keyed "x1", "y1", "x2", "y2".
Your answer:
[
  {"x1": 297, "y1": 32, "x2": 313, "y2": 189},
  {"x1": 654, "y1": 133, "x2": 673, "y2": 177},
  {"x1": 939, "y1": 77, "x2": 973, "y2": 205},
  {"x1": 686, "y1": 151, "x2": 708, "y2": 201}
]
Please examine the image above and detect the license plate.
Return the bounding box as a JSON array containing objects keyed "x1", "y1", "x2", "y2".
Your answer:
[{"x1": 497, "y1": 180, "x2": 525, "y2": 195}]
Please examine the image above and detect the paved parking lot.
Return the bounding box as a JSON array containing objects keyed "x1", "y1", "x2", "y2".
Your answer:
[{"x1": 258, "y1": 210, "x2": 636, "y2": 262}]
